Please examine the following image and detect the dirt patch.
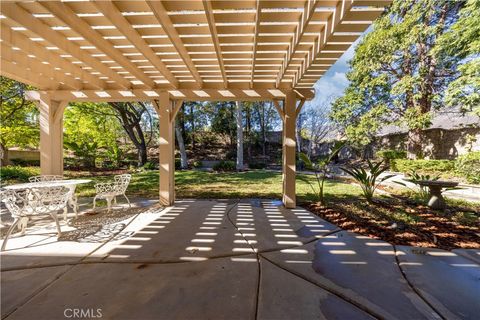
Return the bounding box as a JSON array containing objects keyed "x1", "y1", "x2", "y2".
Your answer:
[{"x1": 305, "y1": 198, "x2": 480, "y2": 250}]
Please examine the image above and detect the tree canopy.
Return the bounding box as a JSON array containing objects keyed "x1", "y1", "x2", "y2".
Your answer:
[{"x1": 330, "y1": 0, "x2": 469, "y2": 157}]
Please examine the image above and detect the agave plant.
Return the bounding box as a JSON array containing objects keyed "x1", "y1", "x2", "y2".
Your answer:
[
  {"x1": 299, "y1": 142, "x2": 345, "y2": 205},
  {"x1": 342, "y1": 160, "x2": 395, "y2": 203}
]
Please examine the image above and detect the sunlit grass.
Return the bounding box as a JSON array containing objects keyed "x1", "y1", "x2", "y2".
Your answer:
[{"x1": 69, "y1": 169, "x2": 362, "y2": 202}]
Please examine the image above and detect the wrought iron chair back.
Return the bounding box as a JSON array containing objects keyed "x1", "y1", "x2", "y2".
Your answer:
[{"x1": 93, "y1": 174, "x2": 132, "y2": 212}]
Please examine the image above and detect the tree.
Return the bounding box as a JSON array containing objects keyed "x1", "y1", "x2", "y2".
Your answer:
[
  {"x1": 301, "y1": 97, "x2": 332, "y2": 158},
  {"x1": 330, "y1": 0, "x2": 463, "y2": 158},
  {"x1": 435, "y1": 0, "x2": 480, "y2": 116},
  {"x1": 64, "y1": 103, "x2": 123, "y2": 168},
  {"x1": 236, "y1": 101, "x2": 244, "y2": 170},
  {"x1": 210, "y1": 101, "x2": 237, "y2": 152},
  {"x1": 0, "y1": 77, "x2": 39, "y2": 162},
  {"x1": 175, "y1": 103, "x2": 188, "y2": 169}
]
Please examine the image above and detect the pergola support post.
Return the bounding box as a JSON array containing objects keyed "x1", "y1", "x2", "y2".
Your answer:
[
  {"x1": 34, "y1": 94, "x2": 67, "y2": 176},
  {"x1": 282, "y1": 91, "x2": 297, "y2": 208},
  {"x1": 154, "y1": 92, "x2": 175, "y2": 206}
]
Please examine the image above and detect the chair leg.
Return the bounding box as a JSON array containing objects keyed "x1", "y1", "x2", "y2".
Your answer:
[
  {"x1": 1, "y1": 218, "x2": 20, "y2": 251},
  {"x1": 50, "y1": 213, "x2": 62, "y2": 237},
  {"x1": 114, "y1": 196, "x2": 117, "y2": 205},
  {"x1": 72, "y1": 194, "x2": 79, "y2": 218},
  {"x1": 123, "y1": 194, "x2": 131, "y2": 208},
  {"x1": 63, "y1": 207, "x2": 68, "y2": 221},
  {"x1": 93, "y1": 196, "x2": 98, "y2": 210},
  {"x1": 106, "y1": 196, "x2": 113, "y2": 213},
  {"x1": 19, "y1": 217, "x2": 29, "y2": 235}
]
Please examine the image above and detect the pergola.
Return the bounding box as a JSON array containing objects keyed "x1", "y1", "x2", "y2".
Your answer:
[{"x1": 0, "y1": 0, "x2": 390, "y2": 208}]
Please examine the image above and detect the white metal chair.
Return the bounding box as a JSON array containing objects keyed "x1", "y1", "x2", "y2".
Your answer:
[
  {"x1": 29, "y1": 175, "x2": 78, "y2": 221},
  {"x1": 1, "y1": 186, "x2": 71, "y2": 251},
  {"x1": 93, "y1": 174, "x2": 131, "y2": 212}
]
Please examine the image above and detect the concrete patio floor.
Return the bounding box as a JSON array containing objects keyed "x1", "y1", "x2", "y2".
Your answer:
[{"x1": 1, "y1": 199, "x2": 479, "y2": 320}]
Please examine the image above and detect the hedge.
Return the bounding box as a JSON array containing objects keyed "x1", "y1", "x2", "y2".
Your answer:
[
  {"x1": 391, "y1": 159, "x2": 456, "y2": 174},
  {"x1": 0, "y1": 166, "x2": 40, "y2": 183}
]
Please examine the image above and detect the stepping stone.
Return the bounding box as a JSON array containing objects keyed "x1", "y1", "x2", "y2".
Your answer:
[
  {"x1": 397, "y1": 246, "x2": 480, "y2": 320},
  {"x1": 1, "y1": 265, "x2": 70, "y2": 318},
  {"x1": 6, "y1": 255, "x2": 258, "y2": 320},
  {"x1": 262, "y1": 231, "x2": 439, "y2": 320},
  {"x1": 257, "y1": 257, "x2": 374, "y2": 320}
]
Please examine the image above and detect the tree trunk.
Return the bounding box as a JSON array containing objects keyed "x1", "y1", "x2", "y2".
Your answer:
[
  {"x1": 296, "y1": 113, "x2": 303, "y2": 153},
  {"x1": 236, "y1": 101, "x2": 244, "y2": 170},
  {"x1": 407, "y1": 128, "x2": 423, "y2": 159},
  {"x1": 189, "y1": 104, "x2": 195, "y2": 151},
  {"x1": 175, "y1": 121, "x2": 188, "y2": 169}
]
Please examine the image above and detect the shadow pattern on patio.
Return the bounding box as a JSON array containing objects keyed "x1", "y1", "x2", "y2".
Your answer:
[{"x1": 1, "y1": 199, "x2": 479, "y2": 319}]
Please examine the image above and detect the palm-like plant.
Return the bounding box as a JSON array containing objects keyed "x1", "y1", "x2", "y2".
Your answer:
[
  {"x1": 299, "y1": 142, "x2": 345, "y2": 205},
  {"x1": 342, "y1": 160, "x2": 395, "y2": 203}
]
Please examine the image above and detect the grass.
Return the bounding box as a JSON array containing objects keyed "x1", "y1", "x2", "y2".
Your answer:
[
  {"x1": 74, "y1": 169, "x2": 363, "y2": 202},
  {"x1": 0, "y1": 167, "x2": 362, "y2": 202}
]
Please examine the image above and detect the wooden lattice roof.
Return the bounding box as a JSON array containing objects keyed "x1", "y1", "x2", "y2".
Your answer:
[{"x1": 0, "y1": 0, "x2": 391, "y2": 92}]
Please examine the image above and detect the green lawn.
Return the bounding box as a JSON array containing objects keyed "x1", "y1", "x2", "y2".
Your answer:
[
  {"x1": 74, "y1": 169, "x2": 362, "y2": 203},
  {"x1": 0, "y1": 166, "x2": 361, "y2": 203}
]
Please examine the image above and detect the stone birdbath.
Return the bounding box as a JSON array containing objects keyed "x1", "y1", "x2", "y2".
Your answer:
[{"x1": 412, "y1": 180, "x2": 459, "y2": 210}]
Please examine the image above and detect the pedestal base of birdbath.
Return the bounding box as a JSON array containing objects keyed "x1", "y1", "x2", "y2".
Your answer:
[{"x1": 427, "y1": 185, "x2": 445, "y2": 210}]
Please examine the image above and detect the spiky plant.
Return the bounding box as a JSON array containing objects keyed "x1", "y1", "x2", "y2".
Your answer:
[
  {"x1": 342, "y1": 160, "x2": 395, "y2": 203},
  {"x1": 299, "y1": 142, "x2": 345, "y2": 205}
]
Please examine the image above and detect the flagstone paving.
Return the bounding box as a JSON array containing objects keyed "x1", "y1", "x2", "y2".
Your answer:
[{"x1": 1, "y1": 199, "x2": 479, "y2": 319}]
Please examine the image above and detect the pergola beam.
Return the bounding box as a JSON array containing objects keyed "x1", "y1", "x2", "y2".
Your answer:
[
  {"x1": 40, "y1": 1, "x2": 156, "y2": 88},
  {"x1": 1, "y1": 23, "x2": 106, "y2": 90},
  {"x1": 147, "y1": 0, "x2": 204, "y2": 86},
  {"x1": 0, "y1": 2, "x2": 131, "y2": 89},
  {"x1": 202, "y1": 0, "x2": 228, "y2": 87},
  {"x1": 37, "y1": 89, "x2": 313, "y2": 103},
  {"x1": 92, "y1": 1, "x2": 178, "y2": 89}
]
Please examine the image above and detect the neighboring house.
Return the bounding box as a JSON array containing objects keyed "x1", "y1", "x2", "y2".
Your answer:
[{"x1": 376, "y1": 112, "x2": 480, "y2": 159}]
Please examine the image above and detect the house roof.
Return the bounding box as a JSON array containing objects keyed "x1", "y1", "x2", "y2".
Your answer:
[{"x1": 377, "y1": 111, "x2": 480, "y2": 136}]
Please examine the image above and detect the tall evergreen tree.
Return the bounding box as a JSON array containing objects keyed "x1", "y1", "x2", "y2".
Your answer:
[{"x1": 330, "y1": 0, "x2": 463, "y2": 158}]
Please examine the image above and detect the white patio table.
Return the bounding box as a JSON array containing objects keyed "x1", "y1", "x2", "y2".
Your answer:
[{"x1": 3, "y1": 179, "x2": 92, "y2": 220}]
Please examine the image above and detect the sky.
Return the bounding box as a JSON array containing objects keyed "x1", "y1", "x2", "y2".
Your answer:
[{"x1": 308, "y1": 38, "x2": 358, "y2": 110}]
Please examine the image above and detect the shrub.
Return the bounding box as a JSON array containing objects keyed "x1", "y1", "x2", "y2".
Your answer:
[
  {"x1": 376, "y1": 149, "x2": 407, "y2": 161},
  {"x1": 143, "y1": 161, "x2": 157, "y2": 170},
  {"x1": 175, "y1": 158, "x2": 182, "y2": 170},
  {"x1": 192, "y1": 160, "x2": 203, "y2": 168},
  {"x1": 248, "y1": 162, "x2": 266, "y2": 169},
  {"x1": 455, "y1": 151, "x2": 480, "y2": 184},
  {"x1": 0, "y1": 166, "x2": 40, "y2": 183},
  {"x1": 9, "y1": 158, "x2": 40, "y2": 167},
  {"x1": 391, "y1": 159, "x2": 455, "y2": 174},
  {"x1": 213, "y1": 160, "x2": 236, "y2": 172}
]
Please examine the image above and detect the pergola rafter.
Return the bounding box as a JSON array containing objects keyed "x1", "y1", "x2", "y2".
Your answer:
[
  {"x1": 202, "y1": 0, "x2": 228, "y2": 87},
  {"x1": 1, "y1": 22, "x2": 106, "y2": 90},
  {"x1": 92, "y1": 1, "x2": 179, "y2": 88},
  {"x1": 146, "y1": 0, "x2": 204, "y2": 87},
  {"x1": 0, "y1": 0, "x2": 391, "y2": 208},
  {"x1": 40, "y1": 1, "x2": 156, "y2": 88}
]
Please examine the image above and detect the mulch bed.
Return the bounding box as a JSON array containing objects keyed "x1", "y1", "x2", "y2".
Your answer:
[{"x1": 305, "y1": 199, "x2": 480, "y2": 250}]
